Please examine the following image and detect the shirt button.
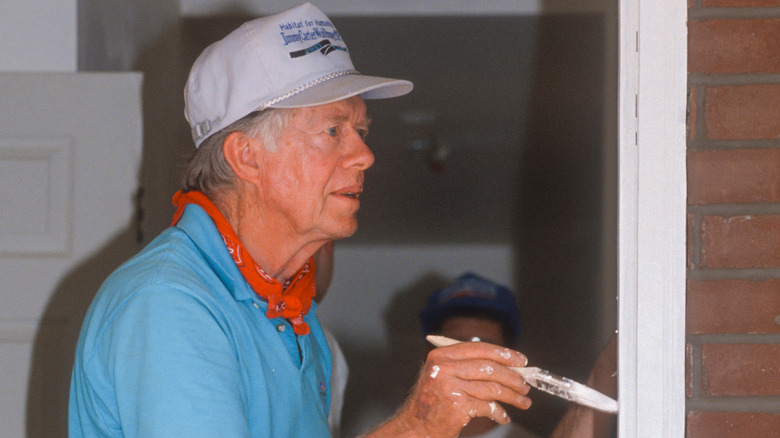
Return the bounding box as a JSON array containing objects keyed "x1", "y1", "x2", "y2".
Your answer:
[
  {"x1": 276, "y1": 323, "x2": 286, "y2": 332},
  {"x1": 253, "y1": 302, "x2": 260, "y2": 309}
]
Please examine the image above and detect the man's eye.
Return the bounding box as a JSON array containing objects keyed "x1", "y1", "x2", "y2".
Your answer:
[
  {"x1": 325, "y1": 127, "x2": 338, "y2": 137},
  {"x1": 357, "y1": 128, "x2": 369, "y2": 139}
]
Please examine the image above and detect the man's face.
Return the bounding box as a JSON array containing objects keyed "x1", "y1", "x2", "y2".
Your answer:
[{"x1": 255, "y1": 96, "x2": 374, "y2": 243}]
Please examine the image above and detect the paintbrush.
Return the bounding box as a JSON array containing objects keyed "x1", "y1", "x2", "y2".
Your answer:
[{"x1": 426, "y1": 334, "x2": 618, "y2": 414}]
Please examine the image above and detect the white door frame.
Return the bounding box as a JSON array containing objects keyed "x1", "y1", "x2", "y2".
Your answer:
[{"x1": 618, "y1": 0, "x2": 687, "y2": 436}]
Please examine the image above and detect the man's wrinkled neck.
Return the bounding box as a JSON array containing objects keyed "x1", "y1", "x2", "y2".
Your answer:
[{"x1": 211, "y1": 188, "x2": 322, "y2": 283}]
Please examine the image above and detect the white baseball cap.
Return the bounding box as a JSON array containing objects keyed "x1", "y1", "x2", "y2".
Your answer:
[{"x1": 184, "y1": 2, "x2": 414, "y2": 147}]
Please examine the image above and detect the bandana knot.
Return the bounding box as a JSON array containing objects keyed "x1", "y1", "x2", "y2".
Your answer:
[{"x1": 172, "y1": 190, "x2": 316, "y2": 335}]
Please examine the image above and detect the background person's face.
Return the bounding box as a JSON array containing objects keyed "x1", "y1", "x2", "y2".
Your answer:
[
  {"x1": 438, "y1": 315, "x2": 507, "y2": 348},
  {"x1": 255, "y1": 96, "x2": 374, "y2": 243},
  {"x1": 435, "y1": 315, "x2": 510, "y2": 436}
]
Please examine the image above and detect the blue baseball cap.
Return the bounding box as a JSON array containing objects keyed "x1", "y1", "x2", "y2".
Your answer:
[{"x1": 420, "y1": 272, "x2": 522, "y2": 345}]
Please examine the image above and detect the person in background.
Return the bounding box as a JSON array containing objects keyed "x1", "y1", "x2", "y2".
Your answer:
[
  {"x1": 421, "y1": 273, "x2": 618, "y2": 438},
  {"x1": 312, "y1": 241, "x2": 349, "y2": 437},
  {"x1": 69, "y1": 3, "x2": 533, "y2": 437},
  {"x1": 420, "y1": 272, "x2": 542, "y2": 438}
]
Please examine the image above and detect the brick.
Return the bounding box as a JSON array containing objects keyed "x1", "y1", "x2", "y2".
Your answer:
[
  {"x1": 689, "y1": 19, "x2": 780, "y2": 74},
  {"x1": 688, "y1": 213, "x2": 696, "y2": 270},
  {"x1": 687, "y1": 149, "x2": 780, "y2": 204},
  {"x1": 686, "y1": 343, "x2": 693, "y2": 398},
  {"x1": 701, "y1": 344, "x2": 780, "y2": 395},
  {"x1": 687, "y1": 279, "x2": 780, "y2": 334},
  {"x1": 705, "y1": 85, "x2": 780, "y2": 140},
  {"x1": 689, "y1": 86, "x2": 698, "y2": 140},
  {"x1": 701, "y1": 215, "x2": 780, "y2": 268},
  {"x1": 687, "y1": 412, "x2": 780, "y2": 438}
]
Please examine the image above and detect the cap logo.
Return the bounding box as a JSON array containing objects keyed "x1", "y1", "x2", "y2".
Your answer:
[
  {"x1": 289, "y1": 39, "x2": 347, "y2": 59},
  {"x1": 279, "y1": 17, "x2": 345, "y2": 47}
]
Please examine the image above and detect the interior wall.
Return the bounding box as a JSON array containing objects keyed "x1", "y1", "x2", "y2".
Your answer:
[
  {"x1": 512, "y1": 14, "x2": 611, "y2": 434},
  {"x1": 78, "y1": 0, "x2": 191, "y2": 241},
  {"x1": 317, "y1": 244, "x2": 517, "y2": 435},
  {"x1": 0, "y1": 0, "x2": 76, "y2": 72},
  {"x1": 178, "y1": 0, "x2": 613, "y2": 17},
  {"x1": 317, "y1": 14, "x2": 609, "y2": 437}
]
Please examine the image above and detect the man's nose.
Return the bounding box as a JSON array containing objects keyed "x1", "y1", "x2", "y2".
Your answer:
[{"x1": 344, "y1": 134, "x2": 375, "y2": 170}]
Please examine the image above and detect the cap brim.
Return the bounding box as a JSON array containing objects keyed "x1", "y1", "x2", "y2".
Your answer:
[{"x1": 269, "y1": 73, "x2": 413, "y2": 109}]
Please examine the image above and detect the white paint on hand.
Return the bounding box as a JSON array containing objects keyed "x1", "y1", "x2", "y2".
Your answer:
[{"x1": 430, "y1": 365, "x2": 440, "y2": 379}]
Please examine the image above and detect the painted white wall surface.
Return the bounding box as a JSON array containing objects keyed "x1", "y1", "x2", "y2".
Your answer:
[
  {"x1": 0, "y1": 0, "x2": 76, "y2": 72},
  {"x1": 0, "y1": 73, "x2": 143, "y2": 438},
  {"x1": 77, "y1": 0, "x2": 186, "y2": 245},
  {"x1": 179, "y1": 0, "x2": 608, "y2": 17}
]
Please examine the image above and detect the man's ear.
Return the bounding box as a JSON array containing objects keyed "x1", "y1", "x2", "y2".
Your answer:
[{"x1": 223, "y1": 131, "x2": 263, "y2": 184}]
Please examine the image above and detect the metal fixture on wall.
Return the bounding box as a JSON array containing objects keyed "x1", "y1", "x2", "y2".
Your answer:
[
  {"x1": 403, "y1": 110, "x2": 449, "y2": 173},
  {"x1": 410, "y1": 128, "x2": 449, "y2": 173}
]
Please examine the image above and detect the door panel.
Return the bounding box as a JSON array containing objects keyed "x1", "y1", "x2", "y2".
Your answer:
[{"x1": 0, "y1": 73, "x2": 143, "y2": 437}]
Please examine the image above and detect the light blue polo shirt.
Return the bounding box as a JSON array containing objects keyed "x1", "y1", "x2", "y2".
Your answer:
[{"x1": 69, "y1": 204, "x2": 332, "y2": 437}]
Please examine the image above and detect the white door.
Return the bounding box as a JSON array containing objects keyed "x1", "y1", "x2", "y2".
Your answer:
[{"x1": 0, "y1": 72, "x2": 143, "y2": 438}]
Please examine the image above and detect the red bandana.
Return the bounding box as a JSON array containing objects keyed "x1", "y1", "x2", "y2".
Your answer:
[{"x1": 171, "y1": 190, "x2": 316, "y2": 335}]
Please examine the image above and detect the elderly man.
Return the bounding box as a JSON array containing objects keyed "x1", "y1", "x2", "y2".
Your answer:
[{"x1": 69, "y1": 3, "x2": 531, "y2": 437}]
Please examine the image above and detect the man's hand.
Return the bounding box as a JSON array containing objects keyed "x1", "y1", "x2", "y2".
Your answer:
[{"x1": 364, "y1": 342, "x2": 533, "y2": 438}]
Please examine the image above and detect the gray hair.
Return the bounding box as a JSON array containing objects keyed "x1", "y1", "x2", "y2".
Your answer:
[{"x1": 181, "y1": 108, "x2": 293, "y2": 196}]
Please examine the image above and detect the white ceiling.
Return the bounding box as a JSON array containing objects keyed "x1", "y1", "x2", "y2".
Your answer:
[{"x1": 179, "y1": 0, "x2": 610, "y2": 17}]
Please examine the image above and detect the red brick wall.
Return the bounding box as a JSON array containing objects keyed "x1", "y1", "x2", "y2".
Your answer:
[{"x1": 687, "y1": 1, "x2": 780, "y2": 436}]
